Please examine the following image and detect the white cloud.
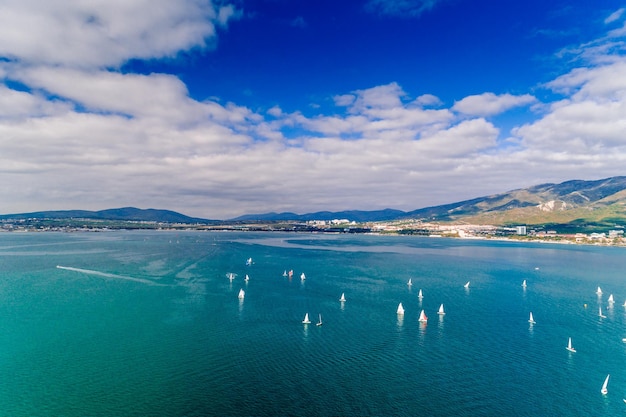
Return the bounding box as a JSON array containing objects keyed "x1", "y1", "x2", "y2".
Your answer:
[
  {"x1": 605, "y1": 8, "x2": 625, "y2": 25},
  {"x1": 413, "y1": 94, "x2": 442, "y2": 107},
  {"x1": 0, "y1": 0, "x2": 239, "y2": 68},
  {"x1": 1, "y1": 1, "x2": 626, "y2": 219},
  {"x1": 0, "y1": 85, "x2": 72, "y2": 118},
  {"x1": 293, "y1": 83, "x2": 453, "y2": 139},
  {"x1": 547, "y1": 61, "x2": 626, "y2": 101},
  {"x1": 347, "y1": 82, "x2": 406, "y2": 113},
  {"x1": 452, "y1": 93, "x2": 537, "y2": 117},
  {"x1": 515, "y1": 57, "x2": 626, "y2": 154},
  {"x1": 333, "y1": 94, "x2": 355, "y2": 107}
]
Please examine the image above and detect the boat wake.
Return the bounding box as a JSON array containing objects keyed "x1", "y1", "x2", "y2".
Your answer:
[{"x1": 56, "y1": 265, "x2": 166, "y2": 286}]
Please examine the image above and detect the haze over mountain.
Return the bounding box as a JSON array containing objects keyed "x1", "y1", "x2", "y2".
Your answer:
[
  {"x1": 5, "y1": 177, "x2": 622, "y2": 227},
  {"x1": 232, "y1": 176, "x2": 626, "y2": 225},
  {"x1": 0, "y1": 207, "x2": 211, "y2": 224}
]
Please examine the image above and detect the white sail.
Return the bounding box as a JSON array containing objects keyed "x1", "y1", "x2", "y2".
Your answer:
[
  {"x1": 566, "y1": 337, "x2": 576, "y2": 353},
  {"x1": 528, "y1": 312, "x2": 536, "y2": 324},
  {"x1": 407, "y1": 278, "x2": 412, "y2": 286},
  {"x1": 227, "y1": 273, "x2": 235, "y2": 281},
  {"x1": 300, "y1": 272, "x2": 306, "y2": 280},
  {"x1": 464, "y1": 281, "x2": 470, "y2": 289},
  {"x1": 302, "y1": 313, "x2": 311, "y2": 324},
  {"x1": 601, "y1": 374, "x2": 610, "y2": 394},
  {"x1": 397, "y1": 303, "x2": 405, "y2": 315},
  {"x1": 339, "y1": 293, "x2": 346, "y2": 302},
  {"x1": 316, "y1": 314, "x2": 323, "y2": 326},
  {"x1": 244, "y1": 274, "x2": 250, "y2": 282},
  {"x1": 246, "y1": 257, "x2": 252, "y2": 266},
  {"x1": 522, "y1": 279, "x2": 527, "y2": 288},
  {"x1": 437, "y1": 304, "x2": 445, "y2": 315},
  {"x1": 238, "y1": 288, "x2": 245, "y2": 299},
  {"x1": 282, "y1": 270, "x2": 287, "y2": 277},
  {"x1": 596, "y1": 286, "x2": 603, "y2": 295},
  {"x1": 418, "y1": 309, "x2": 428, "y2": 323},
  {"x1": 608, "y1": 294, "x2": 614, "y2": 303},
  {"x1": 418, "y1": 289, "x2": 423, "y2": 299}
]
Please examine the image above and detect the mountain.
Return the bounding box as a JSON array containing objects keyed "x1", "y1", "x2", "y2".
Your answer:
[
  {"x1": 408, "y1": 176, "x2": 626, "y2": 226},
  {"x1": 0, "y1": 207, "x2": 212, "y2": 224},
  {"x1": 230, "y1": 208, "x2": 406, "y2": 222},
  {"x1": 2, "y1": 177, "x2": 626, "y2": 230},
  {"x1": 230, "y1": 176, "x2": 626, "y2": 227}
]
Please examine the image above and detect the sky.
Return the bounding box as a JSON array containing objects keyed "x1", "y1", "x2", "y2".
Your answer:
[{"x1": 1, "y1": 0, "x2": 626, "y2": 220}]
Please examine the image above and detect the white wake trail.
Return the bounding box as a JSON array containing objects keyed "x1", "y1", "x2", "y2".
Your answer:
[{"x1": 56, "y1": 265, "x2": 166, "y2": 286}]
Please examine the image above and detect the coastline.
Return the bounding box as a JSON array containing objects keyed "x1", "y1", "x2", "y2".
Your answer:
[{"x1": 1, "y1": 220, "x2": 624, "y2": 248}]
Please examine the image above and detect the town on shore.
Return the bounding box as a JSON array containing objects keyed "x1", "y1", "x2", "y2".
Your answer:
[{"x1": 1, "y1": 216, "x2": 625, "y2": 247}]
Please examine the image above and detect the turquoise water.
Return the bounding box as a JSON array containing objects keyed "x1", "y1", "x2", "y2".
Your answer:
[{"x1": 1, "y1": 231, "x2": 626, "y2": 416}]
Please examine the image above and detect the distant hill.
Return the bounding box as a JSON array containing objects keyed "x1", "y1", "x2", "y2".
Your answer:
[
  {"x1": 230, "y1": 176, "x2": 626, "y2": 227},
  {"x1": 230, "y1": 208, "x2": 406, "y2": 222},
  {"x1": 0, "y1": 207, "x2": 212, "y2": 224},
  {"x1": 408, "y1": 176, "x2": 626, "y2": 226},
  {"x1": 3, "y1": 177, "x2": 626, "y2": 230}
]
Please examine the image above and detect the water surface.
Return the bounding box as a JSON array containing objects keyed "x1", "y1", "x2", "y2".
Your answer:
[{"x1": 0, "y1": 231, "x2": 624, "y2": 416}]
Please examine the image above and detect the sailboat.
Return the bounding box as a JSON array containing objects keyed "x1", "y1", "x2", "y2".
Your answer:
[
  {"x1": 397, "y1": 303, "x2": 405, "y2": 315},
  {"x1": 244, "y1": 274, "x2": 250, "y2": 282},
  {"x1": 302, "y1": 313, "x2": 311, "y2": 324},
  {"x1": 566, "y1": 337, "x2": 576, "y2": 353},
  {"x1": 339, "y1": 293, "x2": 346, "y2": 302},
  {"x1": 608, "y1": 294, "x2": 615, "y2": 304},
  {"x1": 599, "y1": 306, "x2": 607, "y2": 318},
  {"x1": 418, "y1": 309, "x2": 428, "y2": 323},
  {"x1": 227, "y1": 273, "x2": 235, "y2": 281},
  {"x1": 288, "y1": 270, "x2": 293, "y2": 278},
  {"x1": 282, "y1": 270, "x2": 287, "y2": 277},
  {"x1": 418, "y1": 289, "x2": 423, "y2": 299},
  {"x1": 623, "y1": 299, "x2": 626, "y2": 307},
  {"x1": 246, "y1": 257, "x2": 252, "y2": 266},
  {"x1": 238, "y1": 288, "x2": 245, "y2": 299},
  {"x1": 601, "y1": 374, "x2": 610, "y2": 395},
  {"x1": 437, "y1": 304, "x2": 445, "y2": 315},
  {"x1": 407, "y1": 278, "x2": 412, "y2": 286},
  {"x1": 316, "y1": 314, "x2": 323, "y2": 326},
  {"x1": 528, "y1": 312, "x2": 536, "y2": 324},
  {"x1": 522, "y1": 279, "x2": 527, "y2": 288},
  {"x1": 300, "y1": 272, "x2": 306, "y2": 281},
  {"x1": 596, "y1": 286, "x2": 603, "y2": 295},
  {"x1": 464, "y1": 281, "x2": 470, "y2": 289}
]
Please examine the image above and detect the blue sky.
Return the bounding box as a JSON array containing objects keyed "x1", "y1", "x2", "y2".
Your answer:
[{"x1": 1, "y1": 0, "x2": 625, "y2": 219}]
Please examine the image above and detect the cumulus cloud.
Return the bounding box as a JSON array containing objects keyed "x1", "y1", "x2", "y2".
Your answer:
[
  {"x1": 547, "y1": 62, "x2": 626, "y2": 101},
  {"x1": 414, "y1": 94, "x2": 442, "y2": 107},
  {"x1": 1, "y1": 0, "x2": 626, "y2": 219},
  {"x1": 0, "y1": 0, "x2": 240, "y2": 69},
  {"x1": 452, "y1": 93, "x2": 537, "y2": 117},
  {"x1": 515, "y1": 58, "x2": 626, "y2": 153},
  {"x1": 294, "y1": 83, "x2": 453, "y2": 139}
]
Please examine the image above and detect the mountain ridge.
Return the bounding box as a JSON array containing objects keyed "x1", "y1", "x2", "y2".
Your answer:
[
  {"x1": 0, "y1": 207, "x2": 212, "y2": 224},
  {"x1": 1, "y1": 176, "x2": 625, "y2": 227}
]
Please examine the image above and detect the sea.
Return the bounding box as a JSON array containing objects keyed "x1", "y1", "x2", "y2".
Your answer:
[{"x1": 1, "y1": 230, "x2": 626, "y2": 416}]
